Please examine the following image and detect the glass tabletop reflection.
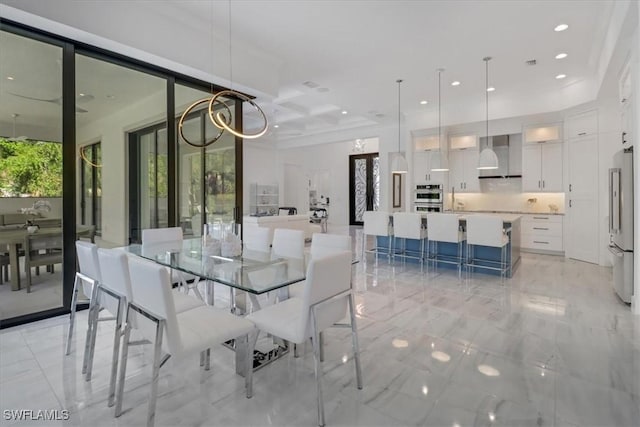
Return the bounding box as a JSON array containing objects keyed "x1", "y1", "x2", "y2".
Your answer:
[{"x1": 124, "y1": 238, "x2": 305, "y2": 295}]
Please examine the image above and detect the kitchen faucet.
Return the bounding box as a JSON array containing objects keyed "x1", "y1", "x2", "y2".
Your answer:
[{"x1": 451, "y1": 186, "x2": 455, "y2": 212}]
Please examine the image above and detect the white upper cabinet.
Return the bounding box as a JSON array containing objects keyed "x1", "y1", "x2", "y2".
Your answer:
[
  {"x1": 449, "y1": 149, "x2": 479, "y2": 192},
  {"x1": 413, "y1": 134, "x2": 440, "y2": 151},
  {"x1": 413, "y1": 151, "x2": 446, "y2": 184},
  {"x1": 524, "y1": 124, "x2": 562, "y2": 144},
  {"x1": 522, "y1": 143, "x2": 562, "y2": 192},
  {"x1": 566, "y1": 110, "x2": 597, "y2": 139},
  {"x1": 449, "y1": 134, "x2": 477, "y2": 150}
]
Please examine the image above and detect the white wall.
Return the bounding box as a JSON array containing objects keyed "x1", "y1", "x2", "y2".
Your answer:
[
  {"x1": 275, "y1": 135, "x2": 391, "y2": 226},
  {"x1": 76, "y1": 88, "x2": 166, "y2": 246},
  {"x1": 243, "y1": 141, "x2": 277, "y2": 215}
]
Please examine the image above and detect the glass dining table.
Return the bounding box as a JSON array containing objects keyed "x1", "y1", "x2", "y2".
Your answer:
[{"x1": 123, "y1": 238, "x2": 307, "y2": 372}]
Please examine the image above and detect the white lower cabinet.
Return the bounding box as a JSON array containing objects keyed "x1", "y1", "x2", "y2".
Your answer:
[{"x1": 520, "y1": 214, "x2": 563, "y2": 253}]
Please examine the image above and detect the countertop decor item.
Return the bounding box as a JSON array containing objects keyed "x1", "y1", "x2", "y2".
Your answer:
[
  {"x1": 477, "y1": 57, "x2": 499, "y2": 170},
  {"x1": 390, "y1": 79, "x2": 408, "y2": 174}
]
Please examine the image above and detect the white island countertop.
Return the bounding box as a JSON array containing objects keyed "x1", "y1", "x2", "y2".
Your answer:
[{"x1": 418, "y1": 212, "x2": 521, "y2": 223}]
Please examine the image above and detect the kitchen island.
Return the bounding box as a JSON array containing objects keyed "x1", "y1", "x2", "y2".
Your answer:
[{"x1": 374, "y1": 213, "x2": 521, "y2": 277}]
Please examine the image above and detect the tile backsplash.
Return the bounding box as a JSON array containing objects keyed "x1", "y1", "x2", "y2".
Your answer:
[{"x1": 445, "y1": 179, "x2": 565, "y2": 213}]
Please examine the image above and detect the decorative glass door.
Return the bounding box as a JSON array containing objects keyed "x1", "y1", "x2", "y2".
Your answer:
[{"x1": 349, "y1": 153, "x2": 380, "y2": 225}]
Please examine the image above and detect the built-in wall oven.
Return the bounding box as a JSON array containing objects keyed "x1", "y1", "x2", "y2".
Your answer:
[{"x1": 414, "y1": 184, "x2": 443, "y2": 213}]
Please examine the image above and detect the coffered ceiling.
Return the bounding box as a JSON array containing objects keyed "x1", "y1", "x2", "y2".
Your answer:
[{"x1": 0, "y1": 0, "x2": 625, "y2": 145}]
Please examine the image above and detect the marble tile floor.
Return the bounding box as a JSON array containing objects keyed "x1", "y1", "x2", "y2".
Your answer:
[{"x1": 1, "y1": 252, "x2": 639, "y2": 426}]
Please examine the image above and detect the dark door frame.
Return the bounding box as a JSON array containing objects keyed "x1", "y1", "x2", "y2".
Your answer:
[{"x1": 349, "y1": 152, "x2": 379, "y2": 226}]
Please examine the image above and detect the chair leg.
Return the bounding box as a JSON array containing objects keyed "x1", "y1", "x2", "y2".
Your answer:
[
  {"x1": 115, "y1": 312, "x2": 132, "y2": 418},
  {"x1": 85, "y1": 288, "x2": 102, "y2": 381},
  {"x1": 246, "y1": 330, "x2": 259, "y2": 398},
  {"x1": 348, "y1": 293, "x2": 363, "y2": 390},
  {"x1": 147, "y1": 320, "x2": 165, "y2": 427},
  {"x1": 82, "y1": 283, "x2": 99, "y2": 375},
  {"x1": 66, "y1": 277, "x2": 79, "y2": 356},
  {"x1": 319, "y1": 332, "x2": 325, "y2": 363},
  {"x1": 108, "y1": 297, "x2": 125, "y2": 407},
  {"x1": 310, "y1": 309, "x2": 325, "y2": 427}
]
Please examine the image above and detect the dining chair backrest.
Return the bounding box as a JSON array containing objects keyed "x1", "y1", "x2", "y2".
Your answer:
[
  {"x1": 298, "y1": 251, "x2": 352, "y2": 341},
  {"x1": 76, "y1": 241, "x2": 101, "y2": 298},
  {"x1": 310, "y1": 233, "x2": 352, "y2": 260},
  {"x1": 466, "y1": 215, "x2": 505, "y2": 247},
  {"x1": 127, "y1": 256, "x2": 180, "y2": 355},
  {"x1": 271, "y1": 228, "x2": 305, "y2": 260},
  {"x1": 393, "y1": 212, "x2": 424, "y2": 240},
  {"x1": 363, "y1": 211, "x2": 391, "y2": 237},
  {"x1": 426, "y1": 213, "x2": 461, "y2": 243},
  {"x1": 191, "y1": 214, "x2": 202, "y2": 237},
  {"x1": 244, "y1": 226, "x2": 271, "y2": 253},
  {"x1": 97, "y1": 248, "x2": 133, "y2": 315},
  {"x1": 141, "y1": 227, "x2": 183, "y2": 245}
]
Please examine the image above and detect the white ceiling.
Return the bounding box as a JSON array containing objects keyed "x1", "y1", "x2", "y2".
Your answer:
[{"x1": 0, "y1": 0, "x2": 620, "y2": 145}]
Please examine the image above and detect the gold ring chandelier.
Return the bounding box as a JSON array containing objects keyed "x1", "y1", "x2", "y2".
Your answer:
[{"x1": 178, "y1": 1, "x2": 268, "y2": 148}]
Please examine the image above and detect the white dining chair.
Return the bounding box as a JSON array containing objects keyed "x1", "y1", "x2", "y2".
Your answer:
[
  {"x1": 66, "y1": 241, "x2": 101, "y2": 363},
  {"x1": 465, "y1": 215, "x2": 510, "y2": 282},
  {"x1": 115, "y1": 256, "x2": 257, "y2": 426},
  {"x1": 246, "y1": 251, "x2": 362, "y2": 427},
  {"x1": 426, "y1": 213, "x2": 466, "y2": 278},
  {"x1": 362, "y1": 211, "x2": 393, "y2": 264},
  {"x1": 87, "y1": 249, "x2": 207, "y2": 405},
  {"x1": 392, "y1": 212, "x2": 427, "y2": 270},
  {"x1": 243, "y1": 225, "x2": 271, "y2": 253},
  {"x1": 141, "y1": 227, "x2": 203, "y2": 300},
  {"x1": 270, "y1": 228, "x2": 305, "y2": 302}
]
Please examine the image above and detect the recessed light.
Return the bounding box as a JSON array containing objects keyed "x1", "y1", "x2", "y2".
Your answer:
[
  {"x1": 6, "y1": 76, "x2": 14, "y2": 80},
  {"x1": 556, "y1": 74, "x2": 566, "y2": 79},
  {"x1": 487, "y1": 87, "x2": 495, "y2": 92},
  {"x1": 554, "y1": 24, "x2": 569, "y2": 32},
  {"x1": 274, "y1": 124, "x2": 279, "y2": 128},
  {"x1": 341, "y1": 110, "x2": 348, "y2": 115},
  {"x1": 451, "y1": 81, "x2": 461, "y2": 86},
  {"x1": 555, "y1": 53, "x2": 568, "y2": 59},
  {"x1": 420, "y1": 100, "x2": 428, "y2": 105}
]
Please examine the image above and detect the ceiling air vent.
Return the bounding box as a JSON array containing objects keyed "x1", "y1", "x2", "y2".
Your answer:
[
  {"x1": 525, "y1": 59, "x2": 537, "y2": 66},
  {"x1": 303, "y1": 81, "x2": 320, "y2": 89}
]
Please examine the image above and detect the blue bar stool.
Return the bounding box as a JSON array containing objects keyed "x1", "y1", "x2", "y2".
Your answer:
[
  {"x1": 392, "y1": 212, "x2": 427, "y2": 270},
  {"x1": 465, "y1": 215, "x2": 510, "y2": 282},
  {"x1": 362, "y1": 211, "x2": 393, "y2": 264},
  {"x1": 426, "y1": 213, "x2": 466, "y2": 278}
]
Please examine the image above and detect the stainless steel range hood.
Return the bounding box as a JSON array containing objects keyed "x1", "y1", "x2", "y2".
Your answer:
[{"x1": 478, "y1": 133, "x2": 522, "y2": 178}]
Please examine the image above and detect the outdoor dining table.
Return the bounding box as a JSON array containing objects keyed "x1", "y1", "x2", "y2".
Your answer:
[{"x1": 0, "y1": 224, "x2": 94, "y2": 291}]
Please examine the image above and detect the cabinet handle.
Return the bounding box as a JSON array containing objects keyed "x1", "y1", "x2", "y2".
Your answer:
[
  {"x1": 533, "y1": 241, "x2": 549, "y2": 244},
  {"x1": 542, "y1": 180, "x2": 545, "y2": 188},
  {"x1": 533, "y1": 227, "x2": 549, "y2": 230},
  {"x1": 538, "y1": 180, "x2": 541, "y2": 188},
  {"x1": 569, "y1": 184, "x2": 572, "y2": 192},
  {"x1": 622, "y1": 132, "x2": 627, "y2": 144},
  {"x1": 578, "y1": 132, "x2": 587, "y2": 136},
  {"x1": 532, "y1": 217, "x2": 549, "y2": 220},
  {"x1": 569, "y1": 200, "x2": 572, "y2": 208}
]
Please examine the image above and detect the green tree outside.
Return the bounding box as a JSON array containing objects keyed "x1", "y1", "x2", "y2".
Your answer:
[{"x1": 0, "y1": 138, "x2": 63, "y2": 197}]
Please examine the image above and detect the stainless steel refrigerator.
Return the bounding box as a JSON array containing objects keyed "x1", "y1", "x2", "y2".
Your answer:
[{"x1": 608, "y1": 147, "x2": 634, "y2": 303}]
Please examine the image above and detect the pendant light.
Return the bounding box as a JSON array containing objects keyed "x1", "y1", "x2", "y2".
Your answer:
[
  {"x1": 178, "y1": 0, "x2": 268, "y2": 148},
  {"x1": 477, "y1": 56, "x2": 499, "y2": 170},
  {"x1": 430, "y1": 68, "x2": 449, "y2": 172},
  {"x1": 391, "y1": 79, "x2": 408, "y2": 174}
]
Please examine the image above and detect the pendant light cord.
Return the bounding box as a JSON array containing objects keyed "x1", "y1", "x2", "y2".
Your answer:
[
  {"x1": 484, "y1": 57, "x2": 490, "y2": 147},
  {"x1": 397, "y1": 79, "x2": 402, "y2": 153},
  {"x1": 228, "y1": 0, "x2": 233, "y2": 90},
  {"x1": 438, "y1": 70, "x2": 442, "y2": 150}
]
